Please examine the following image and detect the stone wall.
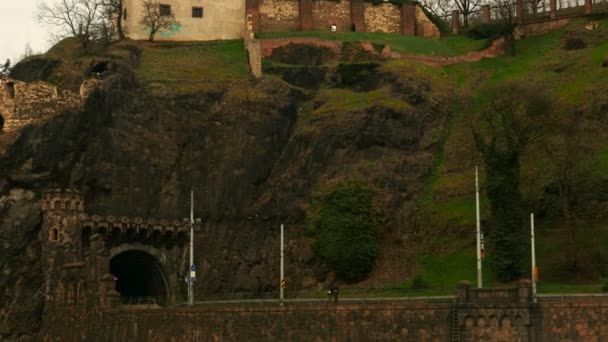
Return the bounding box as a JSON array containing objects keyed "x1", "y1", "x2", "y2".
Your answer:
[
  {"x1": 259, "y1": 0, "x2": 300, "y2": 32},
  {"x1": 54, "y1": 301, "x2": 454, "y2": 341},
  {"x1": 312, "y1": 0, "x2": 351, "y2": 31},
  {"x1": 416, "y1": 6, "x2": 440, "y2": 38},
  {"x1": 0, "y1": 77, "x2": 82, "y2": 132},
  {"x1": 364, "y1": 3, "x2": 401, "y2": 33},
  {"x1": 254, "y1": 0, "x2": 439, "y2": 38},
  {"x1": 536, "y1": 300, "x2": 608, "y2": 341}
]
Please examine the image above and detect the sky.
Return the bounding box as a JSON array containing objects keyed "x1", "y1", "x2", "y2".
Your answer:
[{"x1": 0, "y1": 0, "x2": 51, "y2": 65}]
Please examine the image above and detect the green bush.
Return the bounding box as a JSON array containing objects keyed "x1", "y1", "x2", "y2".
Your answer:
[
  {"x1": 410, "y1": 275, "x2": 430, "y2": 289},
  {"x1": 466, "y1": 23, "x2": 514, "y2": 40},
  {"x1": 308, "y1": 182, "x2": 381, "y2": 283}
]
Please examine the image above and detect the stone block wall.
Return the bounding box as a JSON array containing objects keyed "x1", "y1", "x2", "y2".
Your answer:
[
  {"x1": 312, "y1": 0, "x2": 351, "y2": 31},
  {"x1": 259, "y1": 0, "x2": 299, "y2": 32},
  {"x1": 536, "y1": 300, "x2": 608, "y2": 341},
  {"x1": 416, "y1": 6, "x2": 440, "y2": 38},
  {"x1": 364, "y1": 2, "x2": 401, "y2": 33},
  {"x1": 0, "y1": 77, "x2": 82, "y2": 132},
  {"x1": 85, "y1": 302, "x2": 454, "y2": 341},
  {"x1": 254, "y1": 0, "x2": 440, "y2": 38}
]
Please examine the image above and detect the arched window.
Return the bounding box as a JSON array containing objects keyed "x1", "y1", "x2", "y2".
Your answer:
[{"x1": 50, "y1": 228, "x2": 59, "y2": 241}]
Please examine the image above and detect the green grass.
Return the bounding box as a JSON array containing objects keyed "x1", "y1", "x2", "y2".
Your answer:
[
  {"x1": 257, "y1": 31, "x2": 486, "y2": 56},
  {"x1": 313, "y1": 87, "x2": 411, "y2": 115},
  {"x1": 407, "y1": 246, "x2": 497, "y2": 289},
  {"x1": 135, "y1": 39, "x2": 249, "y2": 92}
]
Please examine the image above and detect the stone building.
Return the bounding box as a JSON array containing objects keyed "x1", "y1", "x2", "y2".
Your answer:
[
  {"x1": 39, "y1": 188, "x2": 190, "y2": 333},
  {"x1": 122, "y1": 0, "x2": 247, "y2": 41},
  {"x1": 120, "y1": 0, "x2": 439, "y2": 42}
]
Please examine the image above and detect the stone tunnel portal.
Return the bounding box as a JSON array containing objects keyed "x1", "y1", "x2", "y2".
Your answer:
[{"x1": 109, "y1": 250, "x2": 169, "y2": 305}]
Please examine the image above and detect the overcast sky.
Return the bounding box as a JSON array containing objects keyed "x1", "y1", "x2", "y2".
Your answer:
[{"x1": 0, "y1": 0, "x2": 51, "y2": 64}]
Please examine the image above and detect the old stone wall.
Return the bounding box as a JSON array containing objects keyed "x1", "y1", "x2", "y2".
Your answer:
[
  {"x1": 259, "y1": 0, "x2": 299, "y2": 32},
  {"x1": 364, "y1": 2, "x2": 401, "y2": 33},
  {"x1": 0, "y1": 77, "x2": 82, "y2": 132},
  {"x1": 536, "y1": 299, "x2": 608, "y2": 341},
  {"x1": 255, "y1": 1, "x2": 439, "y2": 37},
  {"x1": 416, "y1": 6, "x2": 441, "y2": 38},
  {"x1": 76, "y1": 302, "x2": 454, "y2": 341},
  {"x1": 312, "y1": 0, "x2": 351, "y2": 31}
]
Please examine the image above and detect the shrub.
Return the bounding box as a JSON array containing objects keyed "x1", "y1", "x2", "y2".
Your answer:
[
  {"x1": 308, "y1": 182, "x2": 381, "y2": 283},
  {"x1": 563, "y1": 36, "x2": 586, "y2": 50},
  {"x1": 466, "y1": 23, "x2": 514, "y2": 40},
  {"x1": 410, "y1": 275, "x2": 430, "y2": 289}
]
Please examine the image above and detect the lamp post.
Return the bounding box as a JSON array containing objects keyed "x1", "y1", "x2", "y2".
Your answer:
[
  {"x1": 476, "y1": 164, "x2": 483, "y2": 288},
  {"x1": 188, "y1": 189, "x2": 195, "y2": 306}
]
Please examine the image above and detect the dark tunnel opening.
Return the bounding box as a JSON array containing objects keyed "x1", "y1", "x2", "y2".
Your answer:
[{"x1": 109, "y1": 250, "x2": 169, "y2": 305}]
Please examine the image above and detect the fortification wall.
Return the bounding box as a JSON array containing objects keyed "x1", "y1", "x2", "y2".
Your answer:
[
  {"x1": 259, "y1": 0, "x2": 300, "y2": 32},
  {"x1": 311, "y1": 0, "x2": 351, "y2": 31},
  {"x1": 254, "y1": 0, "x2": 440, "y2": 38},
  {"x1": 364, "y1": 2, "x2": 401, "y2": 33},
  {"x1": 0, "y1": 77, "x2": 82, "y2": 132},
  {"x1": 101, "y1": 302, "x2": 453, "y2": 341},
  {"x1": 416, "y1": 6, "x2": 441, "y2": 38},
  {"x1": 536, "y1": 300, "x2": 608, "y2": 341},
  {"x1": 38, "y1": 296, "x2": 608, "y2": 341}
]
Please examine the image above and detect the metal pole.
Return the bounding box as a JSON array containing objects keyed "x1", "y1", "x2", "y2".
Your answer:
[
  {"x1": 476, "y1": 164, "x2": 482, "y2": 288},
  {"x1": 188, "y1": 189, "x2": 195, "y2": 306},
  {"x1": 280, "y1": 223, "x2": 284, "y2": 303},
  {"x1": 531, "y1": 213, "x2": 537, "y2": 303}
]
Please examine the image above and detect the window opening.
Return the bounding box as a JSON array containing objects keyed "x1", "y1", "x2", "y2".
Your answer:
[
  {"x1": 159, "y1": 4, "x2": 171, "y2": 16},
  {"x1": 192, "y1": 7, "x2": 203, "y2": 18}
]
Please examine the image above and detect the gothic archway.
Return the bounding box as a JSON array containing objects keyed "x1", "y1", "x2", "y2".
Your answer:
[{"x1": 109, "y1": 250, "x2": 169, "y2": 305}]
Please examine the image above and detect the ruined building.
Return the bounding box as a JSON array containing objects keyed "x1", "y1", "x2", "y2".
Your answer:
[{"x1": 0, "y1": 76, "x2": 101, "y2": 133}]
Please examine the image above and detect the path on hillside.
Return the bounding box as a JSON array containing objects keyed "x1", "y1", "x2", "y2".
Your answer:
[{"x1": 258, "y1": 37, "x2": 505, "y2": 67}]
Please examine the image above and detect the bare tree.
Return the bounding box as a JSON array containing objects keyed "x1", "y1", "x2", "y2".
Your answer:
[
  {"x1": 0, "y1": 59, "x2": 10, "y2": 76},
  {"x1": 21, "y1": 42, "x2": 34, "y2": 60},
  {"x1": 454, "y1": 0, "x2": 483, "y2": 27},
  {"x1": 36, "y1": 0, "x2": 104, "y2": 47},
  {"x1": 140, "y1": 0, "x2": 180, "y2": 42},
  {"x1": 420, "y1": 0, "x2": 455, "y2": 19},
  {"x1": 101, "y1": 0, "x2": 125, "y2": 39}
]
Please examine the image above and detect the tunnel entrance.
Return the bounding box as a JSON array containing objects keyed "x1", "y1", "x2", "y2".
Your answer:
[{"x1": 109, "y1": 250, "x2": 169, "y2": 305}]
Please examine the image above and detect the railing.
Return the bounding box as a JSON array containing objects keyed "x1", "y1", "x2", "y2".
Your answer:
[
  {"x1": 440, "y1": 0, "x2": 608, "y2": 33},
  {"x1": 119, "y1": 296, "x2": 161, "y2": 306},
  {"x1": 467, "y1": 287, "x2": 520, "y2": 302}
]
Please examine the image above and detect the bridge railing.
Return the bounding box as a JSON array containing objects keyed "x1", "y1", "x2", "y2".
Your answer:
[{"x1": 119, "y1": 296, "x2": 162, "y2": 306}]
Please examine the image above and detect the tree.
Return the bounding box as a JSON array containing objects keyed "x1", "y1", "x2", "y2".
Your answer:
[
  {"x1": 472, "y1": 83, "x2": 553, "y2": 281},
  {"x1": 419, "y1": 0, "x2": 454, "y2": 19},
  {"x1": 454, "y1": 0, "x2": 483, "y2": 28},
  {"x1": 308, "y1": 182, "x2": 381, "y2": 283},
  {"x1": 0, "y1": 59, "x2": 10, "y2": 76},
  {"x1": 36, "y1": 0, "x2": 104, "y2": 47},
  {"x1": 101, "y1": 0, "x2": 125, "y2": 39},
  {"x1": 140, "y1": 0, "x2": 180, "y2": 42}
]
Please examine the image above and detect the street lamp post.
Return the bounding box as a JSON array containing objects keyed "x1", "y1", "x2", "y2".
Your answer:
[
  {"x1": 188, "y1": 189, "x2": 195, "y2": 306},
  {"x1": 476, "y1": 164, "x2": 483, "y2": 288}
]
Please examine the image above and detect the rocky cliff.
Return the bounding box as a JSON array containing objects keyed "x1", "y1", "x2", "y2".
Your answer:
[{"x1": 0, "y1": 40, "x2": 452, "y2": 338}]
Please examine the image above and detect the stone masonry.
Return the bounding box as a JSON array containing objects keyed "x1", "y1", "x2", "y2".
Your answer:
[{"x1": 0, "y1": 76, "x2": 101, "y2": 133}]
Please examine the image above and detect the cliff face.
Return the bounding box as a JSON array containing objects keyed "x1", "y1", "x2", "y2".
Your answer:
[{"x1": 0, "y1": 41, "x2": 451, "y2": 338}]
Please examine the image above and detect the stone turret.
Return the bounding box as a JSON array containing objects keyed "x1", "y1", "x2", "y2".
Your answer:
[{"x1": 41, "y1": 188, "x2": 85, "y2": 244}]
